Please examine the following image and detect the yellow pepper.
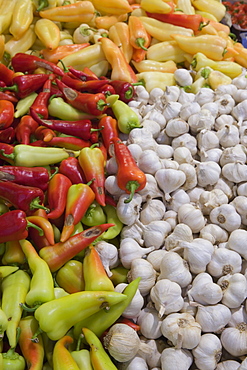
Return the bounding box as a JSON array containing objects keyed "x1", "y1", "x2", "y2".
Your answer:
[
  {"x1": 191, "y1": 52, "x2": 242, "y2": 79},
  {"x1": 9, "y1": 0, "x2": 33, "y2": 40},
  {"x1": 89, "y1": 60, "x2": 109, "y2": 77},
  {"x1": 192, "y1": 0, "x2": 226, "y2": 21},
  {"x1": 207, "y1": 70, "x2": 232, "y2": 90},
  {"x1": 57, "y1": 43, "x2": 105, "y2": 70},
  {"x1": 108, "y1": 22, "x2": 133, "y2": 63},
  {"x1": 147, "y1": 40, "x2": 186, "y2": 63},
  {"x1": 39, "y1": 1, "x2": 95, "y2": 23},
  {"x1": 34, "y1": 19, "x2": 61, "y2": 50},
  {"x1": 171, "y1": 34, "x2": 227, "y2": 61},
  {"x1": 140, "y1": 16, "x2": 194, "y2": 41},
  {"x1": 95, "y1": 13, "x2": 128, "y2": 30},
  {"x1": 140, "y1": 0, "x2": 173, "y2": 14},
  {"x1": 233, "y1": 44, "x2": 247, "y2": 69},
  {"x1": 33, "y1": 0, "x2": 57, "y2": 11},
  {"x1": 176, "y1": 0, "x2": 195, "y2": 14},
  {"x1": 0, "y1": 35, "x2": 4, "y2": 60},
  {"x1": 195, "y1": 10, "x2": 218, "y2": 21},
  {"x1": 4, "y1": 25, "x2": 37, "y2": 58},
  {"x1": 0, "y1": 0, "x2": 17, "y2": 35},
  {"x1": 136, "y1": 71, "x2": 176, "y2": 92},
  {"x1": 90, "y1": 0, "x2": 132, "y2": 15},
  {"x1": 132, "y1": 59, "x2": 177, "y2": 73}
]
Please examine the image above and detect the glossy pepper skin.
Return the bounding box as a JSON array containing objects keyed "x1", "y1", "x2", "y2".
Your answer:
[
  {"x1": 39, "y1": 223, "x2": 115, "y2": 272},
  {"x1": 0, "y1": 99, "x2": 14, "y2": 129},
  {"x1": 26, "y1": 215, "x2": 55, "y2": 246},
  {"x1": 15, "y1": 115, "x2": 39, "y2": 145},
  {"x1": 0, "y1": 126, "x2": 15, "y2": 144},
  {"x1": 46, "y1": 173, "x2": 72, "y2": 220},
  {"x1": 60, "y1": 182, "x2": 95, "y2": 242},
  {"x1": 0, "y1": 210, "x2": 29, "y2": 243},
  {"x1": 81, "y1": 201, "x2": 106, "y2": 227},
  {"x1": 78, "y1": 146, "x2": 106, "y2": 206},
  {"x1": 20, "y1": 239, "x2": 55, "y2": 308},
  {"x1": 53, "y1": 336, "x2": 80, "y2": 370},
  {"x1": 19, "y1": 315, "x2": 45, "y2": 370},
  {"x1": 110, "y1": 137, "x2": 147, "y2": 203},
  {"x1": 43, "y1": 136, "x2": 90, "y2": 151},
  {"x1": 102, "y1": 204, "x2": 123, "y2": 240},
  {"x1": 111, "y1": 99, "x2": 141, "y2": 134},
  {"x1": 98, "y1": 115, "x2": 119, "y2": 155},
  {"x1": 0, "y1": 63, "x2": 14, "y2": 86},
  {"x1": 1, "y1": 74, "x2": 50, "y2": 99},
  {"x1": 59, "y1": 157, "x2": 86, "y2": 184},
  {"x1": 30, "y1": 77, "x2": 52, "y2": 119},
  {"x1": 0, "y1": 165, "x2": 50, "y2": 191},
  {"x1": 0, "y1": 181, "x2": 48, "y2": 214},
  {"x1": 34, "y1": 290, "x2": 127, "y2": 341},
  {"x1": 2, "y1": 240, "x2": 26, "y2": 265},
  {"x1": 55, "y1": 260, "x2": 85, "y2": 294}
]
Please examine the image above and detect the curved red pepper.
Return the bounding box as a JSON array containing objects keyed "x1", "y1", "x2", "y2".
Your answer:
[
  {"x1": 0, "y1": 166, "x2": 50, "y2": 191},
  {"x1": 98, "y1": 115, "x2": 119, "y2": 155},
  {"x1": 0, "y1": 91, "x2": 18, "y2": 103},
  {"x1": 0, "y1": 63, "x2": 14, "y2": 86},
  {"x1": 0, "y1": 143, "x2": 14, "y2": 164},
  {"x1": 0, "y1": 100, "x2": 15, "y2": 129},
  {"x1": 15, "y1": 115, "x2": 39, "y2": 145},
  {"x1": 30, "y1": 78, "x2": 52, "y2": 119},
  {"x1": 0, "y1": 127, "x2": 15, "y2": 143},
  {"x1": 0, "y1": 74, "x2": 50, "y2": 99},
  {"x1": 34, "y1": 125, "x2": 56, "y2": 142},
  {"x1": 108, "y1": 80, "x2": 134, "y2": 103},
  {"x1": 69, "y1": 66, "x2": 99, "y2": 81},
  {"x1": 59, "y1": 157, "x2": 86, "y2": 184},
  {"x1": 146, "y1": 12, "x2": 206, "y2": 32},
  {"x1": 0, "y1": 210, "x2": 29, "y2": 243},
  {"x1": 44, "y1": 136, "x2": 90, "y2": 150},
  {"x1": 47, "y1": 173, "x2": 72, "y2": 220}
]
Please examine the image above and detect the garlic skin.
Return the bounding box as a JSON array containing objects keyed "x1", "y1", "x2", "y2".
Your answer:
[
  {"x1": 177, "y1": 203, "x2": 206, "y2": 233},
  {"x1": 178, "y1": 89, "x2": 195, "y2": 105},
  {"x1": 215, "y1": 114, "x2": 235, "y2": 131},
  {"x1": 138, "y1": 174, "x2": 163, "y2": 200},
  {"x1": 200, "y1": 148, "x2": 223, "y2": 163},
  {"x1": 140, "y1": 198, "x2": 166, "y2": 225},
  {"x1": 164, "y1": 223, "x2": 193, "y2": 251},
  {"x1": 226, "y1": 229, "x2": 247, "y2": 260},
  {"x1": 231, "y1": 195, "x2": 247, "y2": 226},
  {"x1": 222, "y1": 162, "x2": 247, "y2": 183},
  {"x1": 127, "y1": 258, "x2": 156, "y2": 296},
  {"x1": 114, "y1": 283, "x2": 144, "y2": 319},
  {"x1": 198, "y1": 189, "x2": 228, "y2": 216},
  {"x1": 119, "y1": 238, "x2": 155, "y2": 269},
  {"x1": 192, "y1": 333, "x2": 222, "y2": 370},
  {"x1": 141, "y1": 119, "x2": 161, "y2": 139},
  {"x1": 179, "y1": 163, "x2": 197, "y2": 191},
  {"x1": 119, "y1": 356, "x2": 149, "y2": 370},
  {"x1": 165, "y1": 118, "x2": 189, "y2": 138},
  {"x1": 138, "y1": 149, "x2": 162, "y2": 175},
  {"x1": 161, "y1": 312, "x2": 201, "y2": 349},
  {"x1": 174, "y1": 68, "x2": 193, "y2": 87},
  {"x1": 163, "y1": 102, "x2": 182, "y2": 122},
  {"x1": 216, "y1": 360, "x2": 242, "y2": 370},
  {"x1": 199, "y1": 224, "x2": 228, "y2": 245},
  {"x1": 166, "y1": 189, "x2": 190, "y2": 212},
  {"x1": 195, "y1": 88, "x2": 216, "y2": 106},
  {"x1": 139, "y1": 337, "x2": 166, "y2": 369},
  {"x1": 158, "y1": 251, "x2": 192, "y2": 288},
  {"x1": 94, "y1": 241, "x2": 119, "y2": 277},
  {"x1": 216, "y1": 124, "x2": 240, "y2": 148},
  {"x1": 217, "y1": 273, "x2": 247, "y2": 309},
  {"x1": 121, "y1": 223, "x2": 144, "y2": 245},
  {"x1": 155, "y1": 168, "x2": 186, "y2": 201},
  {"x1": 209, "y1": 204, "x2": 242, "y2": 233},
  {"x1": 160, "y1": 347, "x2": 193, "y2": 370},
  {"x1": 197, "y1": 129, "x2": 219, "y2": 152},
  {"x1": 163, "y1": 210, "x2": 178, "y2": 230},
  {"x1": 116, "y1": 193, "x2": 142, "y2": 226},
  {"x1": 207, "y1": 247, "x2": 242, "y2": 278},
  {"x1": 147, "y1": 250, "x2": 168, "y2": 272},
  {"x1": 173, "y1": 147, "x2": 195, "y2": 165},
  {"x1": 127, "y1": 143, "x2": 143, "y2": 162},
  {"x1": 127, "y1": 127, "x2": 157, "y2": 151},
  {"x1": 215, "y1": 94, "x2": 235, "y2": 115},
  {"x1": 195, "y1": 304, "x2": 231, "y2": 333},
  {"x1": 188, "y1": 272, "x2": 223, "y2": 305},
  {"x1": 188, "y1": 109, "x2": 215, "y2": 134},
  {"x1": 139, "y1": 220, "x2": 172, "y2": 249},
  {"x1": 150, "y1": 279, "x2": 184, "y2": 317},
  {"x1": 137, "y1": 304, "x2": 163, "y2": 339},
  {"x1": 172, "y1": 133, "x2": 198, "y2": 156},
  {"x1": 221, "y1": 323, "x2": 247, "y2": 357},
  {"x1": 179, "y1": 101, "x2": 201, "y2": 121},
  {"x1": 219, "y1": 144, "x2": 246, "y2": 167},
  {"x1": 196, "y1": 161, "x2": 221, "y2": 187}
]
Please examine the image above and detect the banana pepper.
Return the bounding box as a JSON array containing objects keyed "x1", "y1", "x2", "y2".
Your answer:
[
  {"x1": 34, "y1": 18, "x2": 61, "y2": 50},
  {"x1": 192, "y1": 0, "x2": 226, "y2": 21},
  {"x1": 0, "y1": 0, "x2": 17, "y2": 35},
  {"x1": 55, "y1": 260, "x2": 85, "y2": 294},
  {"x1": 108, "y1": 22, "x2": 133, "y2": 63},
  {"x1": 233, "y1": 44, "x2": 247, "y2": 69},
  {"x1": 136, "y1": 71, "x2": 176, "y2": 92},
  {"x1": 147, "y1": 40, "x2": 186, "y2": 63},
  {"x1": 9, "y1": 0, "x2": 33, "y2": 40},
  {"x1": 39, "y1": 1, "x2": 95, "y2": 23},
  {"x1": 132, "y1": 59, "x2": 177, "y2": 73},
  {"x1": 140, "y1": 0, "x2": 173, "y2": 14},
  {"x1": 4, "y1": 25, "x2": 37, "y2": 58},
  {"x1": 90, "y1": 0, "x2": 132, "y2": 15}
]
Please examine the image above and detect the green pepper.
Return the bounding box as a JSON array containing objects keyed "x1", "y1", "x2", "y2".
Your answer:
[
  {"x1": 0, "y1": 265, "x2": 19, "y2": 278},
  {"x1": 14, "y1": 92, "x2": 38, "y2": 118},
  {"x1": 2, "y1": 327, "x2": 26, "y2": 370},
  {"x1": 82, "y1": 327, "x2": 118, "y2": 370},
  {"x1": 34, "y1": 290, "x2": 127, "y2": 341},
  {"x1": 54, "y1": 287, "x2": 69, "y2": 299},
  {"x1": 82, "y1": 201, "x2": 106, "y2": 227},
  {"x1": 102, "y1": 204, "x2": 123, "y2": 240},
  {"x1": 111, "y1": 99, "x2": 141, "y2": 134},
  {"x1": 20, "y1": 239, "x2": 55, "y2": 309},
  {"x1": 109, "y1": 265, "x2": 129, "y2": 286},
  {"x1": 71, "y1": 349, "x2": 93, "y2": 370},
  {"x1": 53, "y1": 335, "x2": 80, "y2": 370},
  {"x1": 55, "y1": 260, "x2": 85, "y2": 294},
  {"x1": 0, "y1": 307, "x2": 8, "y2": 341},
  {"x1": 1, "y1": 270, "x2": 31, "y2": 348},
  {"x1": 73, "y1": 278, "x2": 140, "y2": 339},
  {"x1": 48, "y1": 97, "x2": 100, "y2": 121}
]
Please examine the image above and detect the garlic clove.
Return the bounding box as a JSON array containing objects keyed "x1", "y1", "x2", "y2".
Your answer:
[
  {"x1": 160, "y1": 347, "x2": 193, "y2": 370},
  {"x1": 192, "y1": 333, "x2": 222, "y2": 370}
]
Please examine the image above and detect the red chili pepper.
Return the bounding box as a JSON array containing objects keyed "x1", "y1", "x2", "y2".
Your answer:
[
  {"x1": 0, "y1": 127, "x2": 15, "y2": 143},
  {"x1": 50, "y1": 83, "x2": 63, "y2": 98},
  {"x1": 0, "y1": 181, "x2": 49, "y2": 214},
  {"x1": 59, "y1": 156, "x2": 86, "y2": 184},
  {"x1": 0, "y1": 63, "x2": 15, "y2": 86},
  {"x1": 0, "y1": 165, "x2": 50, "y2": 191},
  {"x1": 39, "y1": 223, "x2": 115, "y2": 272},
  {"x1": 0, "y1": 91, "x2": 18, "y2": 103},
  {"x1": 60, "y1": 182, "x2": 96, "y2": 242},
  {"x1": 116, "y1": 317, "x2": 141, "y2": 331},
  {"x1": 89, "y1": 120, "x2": 100, "y2": 144},
  {"x1": 46, "y1": 173, "x2": 72, "y2": 220},
  {"x1": 34, "y1": 125, "x2": 56, "y2": 142},
  {"x1": 26, "y1": 215, "x2": 55, "y2": 246},
  {"x1": 69, "y1": 66, "x2": 99, "y2": 81},
  {"x1": 30, "y1": 77, "x2": 52, "y2": 119},
  {"x1": 11, "y1": 52, "x2": 65, "y2": 77},
  {"x1": 61, "y1": 73, "x2": 87, "y2": 91},
  {"x1": 110, "y1": 137, "x2": 147, "y2": 203},
  {"x1": 0, "y1": 100, "x2": 15, "y2": 129},
  {"x1": 146, "y1": 12, "x2": 206, "y2": 32},
  {"x1": 28, "y1": 209, "x2": 55, "y2": 251},
  {"x1": 98, "y1": 83, "x2": 116, "y2": 97},
  {"x1": 15, "y1": 115, "x2": 39, "y2": 145},
  {"x1": 0, "y1": 210, "x2": 29, "y2": 243},
  {"x1": 105, "y1": 194, "x2": 117, "y2": 207},
  {"x1": 108, "y1": 80, "x2": 134, "y2": 103},
  {"x1": 98, "y1": 115, "x2": 119, "y2": 155},
  {"x1": 55, "y1": 79, "x2": 108, "y2": 116},
  {"x1": 0, "y1": 142, "x2": 14, "y2": 164},
  {"x1": 44, "y1": 136, "x2": 90, "y2": 150},
  {"x1": 0, "y1": 74, "x2": 50, "y2": 99},
  {"x1": 0, "y1": 81, "x2": 6, "y2": 87}
]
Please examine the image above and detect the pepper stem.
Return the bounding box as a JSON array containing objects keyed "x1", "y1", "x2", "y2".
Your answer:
[
  {"x1": 0, "y1": 84, "x2": 18, "y2": 93},
  {"x1": 124, "y1": 182, "x2": 139, "y2": 203},
  {"x1": 26, "y1": 221, "x2": 44, "y2": 236},
  {"x1": 124, "y1": 86, "x2": 134, "y2": 100},
  {"x1": 31, "y1": 327, "x2": 44, "y2": 343},
  {"x1": 135, "y1": 38, "x2": 148, "y2": 51},
  {"x1": 58, "y1": 59, "x2": 69, "y2": 73},
  {"x1": 0, "y1": 149, "x2": 15, "y2": 160},
  {"x1": 37, "y1": 0, "x2": 49, "y2": 11},
  {"x1": 97, "y1": 99, "x2": 109, "y2": 111},
  {"x1": 29, "y1": 197, "x2": 50, "y2": 213}
]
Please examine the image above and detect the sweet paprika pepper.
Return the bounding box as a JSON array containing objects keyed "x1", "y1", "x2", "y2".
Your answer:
[
  {"x1": 55, "y1": 260, "x2": 85, "y2": 294},
  {"x1": 0, "y1": 74, "x2": 50, "y2": 99},
  {"x1": 2, "y1": 240, "x2": 26, "y2": 266},
  {"x1": 15, "y1": 115, "x2": 39, "y2": 145},
  {"x1": 46, "y1": 173, "x2": 72, "y2": 220},
  {"x1": 81, "y1": 201, "x2": 106, "y2": 227},
  {"x1": 52, "y1": 335, "x2": 80, "y2": 370},
  {"x1": 0, "y1": 99, "x2": 14, "y2": 129},
  {"x1": 111, "y1": 99, "x2": 141, "y2": 134},
  {"x1": 98, "y1": 115, "x2": 119, "y2": 155},
  {"x1": 71, "y1": 348, "x2": 93, "y2": 370},
  {"x1": 59, "y1": 156, "x2": 86, "y2": 184}
]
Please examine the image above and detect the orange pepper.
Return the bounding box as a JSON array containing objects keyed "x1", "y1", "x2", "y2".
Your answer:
[
  {"x1": 129, "y1": 15, "x2": 151, "y2": 50},
  {"x1": 40, "y1": 43, "x2": 90, "y2": 64},
  {"x1": 108, "y1": 22, "x2": 133, "y2": 63},
  {"x1": 94, "y1": 13, "x2": 128, "y2": 29}
]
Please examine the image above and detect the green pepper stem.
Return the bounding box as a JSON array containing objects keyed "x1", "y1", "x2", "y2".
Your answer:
[
  {"x1": 124, "y1": 182, "x2": 139, "y2": 203},
  {"x1": 20, "y1": 303, "x2": 41, "y2": 312},
  {"x1": 29, "y1": 197, "x2": 50, "y2": 213},
  {"x1": 37, "y1": 0, "x2": 49, "y2": 11},
  {"x1": 26, "y1": 221, "x2": 44, "y2": 236},
  {"x1": 0, "y1": 84, "x2": 18, "y2": 93},
  {"x1": 31, "y1": 327, "x2": 44, "y2": 343},
  {"x1": 57, "y1": 59, "x2": 69, "y2": 73},
  {"x1": 125, "y1": 86, "x2": 134, "y2": 100},
  {"x1": 49, "y1": 166, "x2": 59, "y2": 181},
  {"x1": 135, "y1": 38, "x2": 148, "y2": 50},
  {"x1": 198, "y1": 20, "x2": 210, "y2": 30},
  {"x1": 97, "y1": 100, "x2": 109, "y2": 111}
]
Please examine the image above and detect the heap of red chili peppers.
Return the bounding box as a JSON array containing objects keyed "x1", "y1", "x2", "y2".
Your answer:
[{"x1": 0, "y1": 52, "x2": 146, "y2": 251}]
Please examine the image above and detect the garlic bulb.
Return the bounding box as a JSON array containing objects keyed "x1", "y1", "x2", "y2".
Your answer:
[
  {"x1": 164, "y1": 223, "x2": 193, "y2": 251},
  {"x1": 221, "y1": 323, "x2": 247, "y2": 357},
  {"x1": 195, "y1": 304, "x2": 231, "y2": 333},
  {"x1": 188, "y1": 272, "x2": 223, "y2": 305},
  {"x1": 121, "y1": 223, "x2": 144, "y2": 245},
  {"x1": 222, "y1": 162, "x2": 247, "y2": 183},
  {"x1": 137, "y1": 304, "x2": 163, "y2": 339},
  {"x1": 195, "y1": 88, "x2": 215, "y2": 106},
  {"x1": 192, "y1": 333, "x2": 222, "y2": 370},
  {"x1": 137, "y1": 150, "x2": 162, "y2": 175},
  {"x1": 197, "y1": 129, "x2": 219, "y2": 151},
  {"x1": 209, "y1": 204, "x2": 242, "y2": 232},
  {"x1": 217, "y1": 273, "x2": 247, "y2": 308},
  {"x1": 216, "y1": 124, "x2": 240, "y2": 148},
  {"x1": 103, "y1": 323, "x2": 150, "y2": 362},
  {"x1": 216, "y1": 360, "x2": 241, "y2": 370},
  {"x1": 156, "y1": 144, "x2": 174, "y2": 159},
  {"x1": 119, "y1": 238, "x2": 155, "y2": 269},
  {"x1": 214, "y1": 114, "x2": 235, "y2": 131},
  {"x1": 163, "y1": 210, "x2": 178, "y2": 230},
  {"x1": 165, "y1": 118, "x2": 189, "y2": 138},
  {"x1": 226, "y1": 229, "x2": 247, "y2": 260},
  {"x1": 141, "y1": 119, "x2": 161, "y2": 139},
  {"x1": 179, "y1": 101, "x2": 201, "y2": 121},
  {"x1": 138, "y1": 174, "x2": 163, "y2": 200},
  {"x1": 188, "y1": 109, "x2": 215, "y2": 134},
  {"x1": 158, "y1": 251, "x2": 192, "y2": 288},
  {"x1": 139, "y1": 337, "x2": 166, "y2": 369},
  {"x1": 105, "y1": 175, "x2": 125, "y2": 197},
  {"x1": 140, "y1": 198, "x2": 166, "y2": 225},
  {"x1": 231, "y1": 99, "x2": 247, "y2": 125},
  {"x1": 196, "y1": 161, "x2": 221, "y2": 187},
  {"x1": 201, "y1": 102, "x2": 219, "y2": 118},
  {"x1": 198, "y1": 189, "x2": 228, "y2": 216},
  {"x1": 174, "y1": 68, "x2": 193, "y2": 87},
  {"x1": 150, "y1": 279, "x2": 184, "y2": 317},
  {"x1": 177, "y1": 203, "x2": 206, "y2": 233},
  {"x1": 172, "y1": 133, "x2": 197, "y2": 156},
  {"x1": 237, "y1": 182, "x2": 247, "y2": 196},
  {"x1": 127, "y1": 127, "x2": 157, "y2": 151},
  {"x1": 127, "y1": 258, "x2": 156, "y2": 296},
  {"x1": 114, "y1": 283, "x2": 144, "y2": 319},
  {"x1": 146, "y1": 250, "x2": 168, "y2": 272},
  {"x1": 166, "y1": 189, "x2": 190, "y2": 212},
  {"x1": 161, "y1": 312, "x2": 201, "y2": 349},
  {"x1": 178, "y1": 89, "x2": 195, "y2": 105},
  {"x1": 94, "y1": 241, "x2": 119, "y2": 277},
  {"x1": 163, "y1": 101, "x2": 182, "y2": 121},
  {"x1": 138, "y1": 220, "x2": 172, "y2": 249},
  {"x1": 155, "y1": 168, "x2": 186, "y2": 201},
  {"x1": 212, "y1": 177, "x2": 234, "y2": 200},
  {"x1": 179, "y1": 163, "x2": 197, "y2": 191},
  {"x1": 119, "y1": 355, "x2": 149, "y2": 370},
  {"x1": 173, "y1": 147, "x2": 195, "y2": 165},
  {"x1": 207, "y1": 247, "x2": 242, "y2": 278},
  {"x1": 200, "y1": 148, "x2": 223, "y2": 163},
  {"x1": 187, "y1": 187, "x2": 205, "y2": 204},
  {"x1": 215, "y1": 94, "x2": 235, "y2": 115},
  {"x1": 116, "y1": 193, "x2": 142, "y2": 226},
  {"x1": 231, "y1": 195, "x2": 247, "y2": 225},
  {"x1": 160, "y1": 347, "x2": 193, "y2": 370},
  {"x1": 127, "y1": 143, "x2": 143, "y2": 162},
  {"x1": 219, "y1": 144, "x2": 246, "y2": 167},
  {"x1": 199, "y1": 224, "x2": 228, "y2": 245},
  {"x1": 179, "y1": 238, "x2": 214, "y2": 274}
]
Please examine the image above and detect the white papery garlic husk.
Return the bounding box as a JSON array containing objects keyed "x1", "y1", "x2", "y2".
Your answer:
[
  {"x1": 215, "y1": 94, "x2": 235, "y2": 115},
  {"x1": 217, "y1": 124, "x2": 240, "y2": 148},
  {"x1": 141, "y1": 119, "x2": 161, "y2": 139},
  {"x1": 214, "y1": 114, "x2": 235, "y2": 131},
  {"x1": 121, "y1": 223, "x2": 144, "y2": 245},
  {"x1": 179, "y1": 101, "x2": 201, "y2": 121},
  {"x1": 173, "y1": 147, "x2": 196, "y2": 165},
  {"x1": 165, "y1": 189, "x2": 190, "y2": 212},
  {"x1": 116, "y1": 193, "x2": 142, "y2": 226},
  {"x1": 165, "y1": 118, "x2": 189, "y2": 138},
  {"x1": 200, "y1": 148, "x2": 223, "y2": 163},
  {"x1": 160, "y1": 158, "x2": 180, "y2": 170},
  {"x1": 178, "y1": 89, "x2": 195, "y2": 105},
  {"x1": 195, "y1": 304, "x2": 231, "y2": 333},
  {"x1": 163, "y1": 210, "x2": 178, "y2": 230},
  {"x1": 207, "y1": 247, "x2": 242, "y2": 278},
  {"x1": 150, "y1": 279, "x2": 184, "y2": 318},
  {"x1": 127, "y1": 258, "x2": 156, "y2": 296},
  {"x1": 221, "y1": 322, "x2": 247, "y2": 357},
  {"x1": 171, "y1": 133, "x2": 198, "y2": 156},
  {"x1": 226, "y1": 229, "x2": 247, "y2": 260},
  {"x1": 198, "y1": 189, "x2": 228, "y2": 216},
  {"x1": 187, "y1": 187, "x2": 205, "y2": 204},
  {"x1": 103, "y1": 323, "x2": 150, "y2": 363},
  {"x1": 177, "y1": 203, "x2": 206, "y2": 233},
  {"x1": 199, "y1": 224, "x2": 228, "y2": 245},
  {"x1": 179, "y1": 163, "x2": 197, "y2": 191},
  {"x1": 215, "y1": 83, "x2": 238, "y2": 97},
  {"x1": 155, "y1": 168, "x2": 186, "y2": 201},
  {"x1": 137, "y1": 220, "x2": 172, "y2": 249},
  {"x1": 187, "y1": 109, "x2": 215, "y2": 134},
  {"x1": 216, "y1": 360, "x2": 242, "y2": 370},
  {"x1": 94, "y1": 241, "x2": 119, "y2": 277},
  {"x1": 209, "y1": 204, "x2": 242, "y2": 232},
  {"x1": 118, "y1": 355, "x2": 149, "y2": 370},
  {"x1": 158, "y1": 251, "x2": 192, "y2": 288},
  {"x1": 137, "y1": 303, "x2": 163, "y2": 339},
  {"x1": 105, "y1": 175, "x2": 126, "y2": 197},
  {"x1": 140, "y1": 198, "x2": 166, "y2": 225},
  {"x1": 164, "y1": 223, "x2": 193, "y2": 251},
  {"x1": 239, "y1": 357, "x2": 247, "y2": 370},
  {"x1": 237, "y1": 182, "x2": 247, "y2": 196},
  {"x1": 161, "y1": 312, "x2": 201, "y2": 349},
  {"x1": 137, "y1": 174, "x2": 163, "y2": 201},
  {"x1": 196, "y1": 161, "x2": 221, "y2": 187},
  {"x1": 162, "y1": 101, "x2": 182, "y2": 121},
  {"x1": 219, "y1": 144, "x2": 246, "y2": 167},
  {"x1": 137, "y1": 149, "x2": 162, "y2": 175},
  {"x1": 222, "y1": 162, "x2": 247, "y2": 183},
  {"x1": 119, "y1": 236, "x2": 154, "y2": 269},
  {"x1": 231, "y1": 195, "x2": 247, "y2": 226},
  {"x1": 127, "y1": 127, "x2": 157, "y2": 151},
  {"x1": 231, "y1": 99, "x2": 247, "y2": 125},
  {"x1": 187, "y1": 272, "x2": 223, "y2": 305},
  {"x1": 192, "y1": 333, "x2": 222, "y2": 370},
  {"x1": 195, "y1": 87, "x2": 216, "y2": 106},
  {"x1": 160, "y1": 347, "x2": 193, "y2": 370},
  {"x1": 114, "y1": 283, "x2": 144, "y2": 319},
  {"x1": 156, "y1": 144, "x2": 174, "y2": 159},
  {"x1": 201, "y1": 102, "x2": 219, "y2": 118},
  {"x1": 127, "y1": 143, "x2": 143, "y2": 162},
  {"x1": 146, "y1": 249, "x2": 168, "y2": 272},
  {"x1": 139, "y1": 337, "x2": 167, "y2": 369},
  {"x1": 197, "y1": 129, "x2": 219, "y2": 151},
  {"x1": 180, "y1": 296, "x2": 197, "y2": 317},
  {"x1": 217, "y1": 273, "x2": 247, "y2": 309}
]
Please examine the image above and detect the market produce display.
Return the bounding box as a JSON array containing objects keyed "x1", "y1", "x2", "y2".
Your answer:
[{"x1": 0, "y1": 0, "x2": 247, "y2": 369}]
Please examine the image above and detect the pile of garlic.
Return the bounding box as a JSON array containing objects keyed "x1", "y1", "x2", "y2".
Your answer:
[{"x1": 102, "y1": 68, "x2": 247, "y2": 370}]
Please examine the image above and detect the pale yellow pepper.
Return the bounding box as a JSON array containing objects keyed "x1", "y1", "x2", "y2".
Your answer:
[
  {"x1": 208, "y1": 70, "x2": 232, "y2": 90},
  {"x1": 95, "y1": 13, "x2": 128, "y2": 30},
  {"x1": 132, "y1": 59, "x2": 177, "y2": 73},
  {"x1": 136, "y1": 71, "x2": 176, "y2": 92},
  {"x1": 89, "y1": 60, "x2": 109, "y2": 77},
  {"x1": 90, "y1": 0, "x2": 132, "y2": 15},
  {"x1": 140, "y1": 0, "x2": 173, "y2": 14},
  {"x1": 0, "y1": 0, "x2": 17, "y2": 35},
  {"x1": 39, "y1": 1, "x2": 95, "y2": 23},
  {"x1": 147, "y1": 40, "x2": 187, "y2": 63},
  {"x1": 233, "y1": 44, "x2": 247, "y2": 69},
  {"x1": 34, "y1": 18, "x2": 61, "y2": 50},
  {"x1": 4, "y1": 25, "x2": 37, "y2": 58},
  {"x1": 32, "y1": 0, "x2": 57, "y2": 11},
  {"x1": 9, "y1": 0, "x2": 33, "y2": 40},
  {"x1": 195, "y1": 10, "x2": 218, "y2": 22},
  {"x1": 108, "y1": 22, "x2": 133, "y2": 63},
  {"x1": 177, "y1": 0, "x2": 195, "y2": 14},
  {"x1": 192, "y1": 0, "x2": 226, "y2": 22},
  {"x1": 0, "y1": 35, "x2": 4, "y2": 60},
  {"x1": 140, "y1": 17, "x2": 194, "y2": 42}
]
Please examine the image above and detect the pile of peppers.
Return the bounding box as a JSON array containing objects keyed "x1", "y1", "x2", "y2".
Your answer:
[{"x1": 0, "y1": 52, "x2": 147, "y2": 370}]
